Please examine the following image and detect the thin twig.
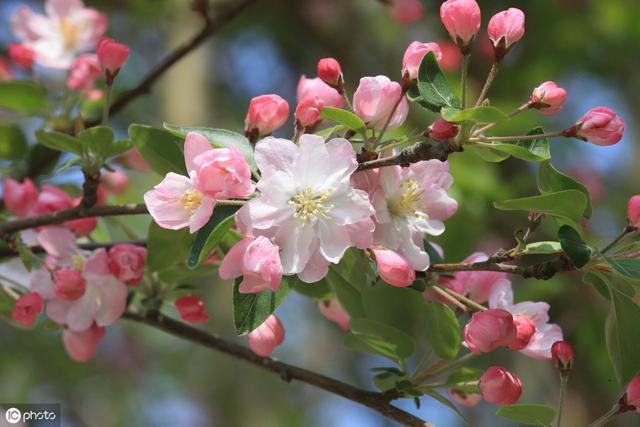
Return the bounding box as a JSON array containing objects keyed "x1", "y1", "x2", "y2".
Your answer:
[{"x1": 475, "y1": 62, "x2": 501, "y2": 107}]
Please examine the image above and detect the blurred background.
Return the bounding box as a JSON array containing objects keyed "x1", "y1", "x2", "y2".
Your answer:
[{"x1": 1, "y1": 0, "x2": 639, "y2": 426}]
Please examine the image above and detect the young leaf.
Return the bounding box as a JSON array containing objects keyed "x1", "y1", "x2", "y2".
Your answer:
[
  {"x1": 497, "y1": 404, "x2": 557, "y2": 426},
  {"x1": 36, "y1": 130, "x2": 83, "y2": 155},
  {"x1": 344, "y1": 318, "x2": 415, "y2": 360},
  {"x1": 446, "y1": 368, "x2": 482, "y2": 393},
  {"x1": 489, "y1": 127, "x2": 551, "y2": 162},
  {"x1": 233, "y1": 276, "x2": 293, "y2": 335},
  {"x1": 324, "y1": 249, "x2": 372, "y2": 318},
  {"x1": 129, "y1": 124, "x2": 186, "y2": 176},
  {"x1": 522, "y1": 241, "x2": 563, "y2": 255},
  {"x1": 465, "y1": 144, "x2": 511, "y2": 163},
  {"x1": 0, "y1": 124, "x2": 28, "y2": 160},
  {"x1": 558, "y1": 225, "x2": 591, "y2": 268},
  {"x1": 441, "y1": 106, "x2": 508, "y2": 124},
  {"x1": 416, "y1": 52, "x2": 460, "y2": 112},
  {"x1": 606, "y1": 287, "x2": 640, "y2": 384},
  {"x1": 362, "y1": 282, "x2": 424, "y2": 331},
  {"x1": 0, "y1": 81, "x2": 48, "y2": 115},
  {"x1": 606, "y1": 259, "x2": 640, "y2": 279},
  {"x1": 293, "y1": 280, "x2": 332, "y2": 300},
  {"x1": 424, "y1": 301, "x2": 460, "y2": 359},
  {"x1": 187, "y1": 204, "x2": 241, "y2": 268},
  {"x1": 79, "y1": 126, "x2": 115, "y2": 160},
  {"x1": 146, "y1": 223, "x2": 194, "y2": 272},
  {"x1": 320, "y1": 107, "x2": 367, "y2": 132},
  {"x1": 537, "y1": 161, "x2": 592, "y2": 218}
]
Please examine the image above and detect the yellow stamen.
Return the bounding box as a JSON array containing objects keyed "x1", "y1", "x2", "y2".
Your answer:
[
  {"x1": 180, "y1": 189, "x2": 203, "y2": 213},
  {"x1": 388, "y1": 179, "x2": 429, "y2": 219},
  {"x1": 60, "y1": 19, "x2": 80, "y2": 50},
  {"x1": 289, "y1": 186, "x2": 334, "y2": 226},
  {"x1": 71, "y1": 255, "x2": 84, "y2": 271}
]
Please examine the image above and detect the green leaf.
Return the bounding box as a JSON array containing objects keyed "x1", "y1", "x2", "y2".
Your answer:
[
  {"x1": 558, "y1": 225, "x2": 591, "y2": 268},
  {"x1": 320, "y1": 107, "x2": 367, "y2": 132},
  {"x1": 441, "y1": 106, "x2": 508, "y2": 124},
  {"x1": 465, "y1": 144, "x2": 511, "y2": 162},
  {"x1": 163, "y1": 124, "x2": 257, "y2": 173},
  {"x1": 489, "y1": 127, "x2": 551, "y2": 162},
  {"x1": 79, "y1": 126, "x2": 115, "y2": 160},
  {"x1": 146, "y1": 223, "x2": 194, "y2": 272},
  {"x1": 424, "y1": 301, "x2": 460, "y2": 359},
  {"x1": 344, "y1": 318, "x2": 415, "y2": 360},
  {"x1": 324, "y1": 249, "x2": 372, "y2": 318},
  {"x1": 0, "y1": 81, "x2": 48, "y2": 115},
  {"x1": 187, "y1": 204, "x2": 240, "y2": 268},
  {"x1": 421, "y1": 389, "x2": 467, "y2": 421},
  {"x1": 293, "y1": 280, "x2": 332, "y2": 300},
  {"x1": 36, "y1": 130, "x2": 83, "y2": 154},
  {"x1": 129, "y1": 124, "x2": 186, "y2": 176},
  {"x1": 446, "y1": 368, "x2": 482, "y2": 393},
  {"x1": 538, "y1": 161, "x2": 592, "y2": 218},
  {"x1": 606, "y1": 287, "x2": 640, "y2": 384},
  {"x1": 233, "y1": 276, "x2": 293, "y2": 335},
  {"x1": 0, "y1": 124, "x2": 28, "y2": 160},
  {"x1": 522, "y1": 241, "x2": 563, "y2": 255},
  {"x1": 497, "y1": 404, "x2": 557, "y2": 426},
  {"x1": 415, "y1": 51, "x2": 460, "y2": 112},
  {"x1": 362, "y1": 282, "x2": 424, "y2": 331},
  {"x1": 494, "y1": 190, "x2": 587, "y2": 232},
  {"x1": 104, "y1": 139, "x2": 133, "y2": 159},
  {"x1": 606, "y1": 259, "x2": 640, "y2": 279}
]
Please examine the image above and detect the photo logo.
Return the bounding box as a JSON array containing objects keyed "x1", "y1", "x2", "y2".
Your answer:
[{"x1": 5, "y1": 407, "x2": 21, "y2": 424}]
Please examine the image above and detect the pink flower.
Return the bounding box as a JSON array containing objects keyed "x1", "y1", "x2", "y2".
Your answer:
[
  {"x1": 31, "y1": 184, "x2": 74, "y2": 215},
  {"x1": 487, "y1": 8, "x2": 525, "y2": 57},
  {"x1": 318, "y1": 296, "x2": 350, "y2": 331},
  {"x1": 190, "y1": 145, "x2": 255, "y2": 200},
  {"x1": 11, "y1": 0, "x2": 108, "y2": 69},
  {"x1": 122, "y1": 148, "x2": 150, "y2": 171},
  {"x1": 402, "y1": 41, "x2": 443, "y2": 81},
  {"x1": 626, "y1": 376, "x2": 640, "y2": 412},
  {"x1": 248, "y1": 314, "x2": 285, "y2": 357},
  {"x1": 107, "y1": 244, "x2": 147, "y2": 286},
  {"x1": 236, "y1": 135, "x2": 375, "y2": 283},
  {"x1": 530, "y1": 81, "x2": 567, "y2": 115},
  {"x1": 453, "y1": 252, "x2": 508, "y2": 303},
  {"x1": 65, "y1": 216, "x2": 97, "y2": 237},
  {"x1": 571, "y1": 107, "x2": 625, "y2": 146},
  {"x1": 353, "y1": 76, "x2": 409, "y2": 131},
  {"x1": 388, "y1": 0, "x2": 424, "y2": 24},
  {"x1": 66, "y1": 54, "x2": 101, "y2": 91},
  {"x1": 297, "y1": 76, "x2": 344, "y2": 108},
  {"x1": 480, "y1": 366, "x2": 523, "y2": 406},
  {"x1": 97, "y1": 37, "x2": 130, "y2": 81},
  {"x1": 464, "y1": 309, "x2": 517, "y2": 354},
  {"x1": 295, "y1": 96, "x2": 325, "y2": 129},
  {"x1": 0, "y1": 58, "x2": 12, "y2": 81},
  {"x1": 429, "y1": 118, "x2": 459, "y2": 141},
  {"x1": 438, "y1": 40, "x2": 463, "y2": 71},
  {"x1": 63, "y1": 323, "x2": 105, "y2": 362},
  {"x1": 551, "y1": 340, "x2": 574, "y2": 371},
  {"x1": 449, "y1": 389, "x2": 481, "y2": 407},
  {"x1": 317, "y1": 58, "x2": 342, "y2": 87},
  {"x1": 440, "y1": 0, "x2": 481, "y2": 49},
  {"x1": 371, "y1": 247, "x2": 415, "y2": 287},
  {"x1": 8, "y1": 43, "x2": 35, "y2": 70},
  {"x1": 175, "y1": 295, "x2": 210, "y2": 324},
  {"x1": 244, "y1": 94, "x2": 290, "y2": 138},
  {"x1": 102, "y1": 170, "x2": 129, "y2": 195},
  {"x1": 627, "y1": 195, "x2": 640, "y2": 228},
  {"x1": 219, "y1": 236, "x2": 283, "y2": 294},
  {"x1": 11, "y1": 292, "x2": 43, "y2": 327},
  {"x1": 509, "y1": 315, "x2": 536, "y2": 350},
  {"x1": 54, "y1": 268, "x2": 86, "y2": 301},
  {"x1": 3, "y1": 177, "x2": 38, "y2": 217}
]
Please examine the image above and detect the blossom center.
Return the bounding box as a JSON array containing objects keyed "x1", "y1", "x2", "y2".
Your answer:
[
  {"x1": 60, "y1": 19, "x2": 80, "y2": 50},
  {"x1": 289, "y1": 186, "x2": 334, "y2": 225},
  {"x1": 71, "y1": 255, "x2": 84, "y2": 271},
  {"x1": 180, "y1": 189, "x2": 203, "y2": 213},
  {"x1": 388, "y1": 179, "x2": 428, "y2": 218}
]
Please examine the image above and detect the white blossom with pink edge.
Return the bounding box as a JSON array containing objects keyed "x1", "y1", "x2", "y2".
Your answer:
[
  {"x1": 489, "y1": 280, "x2": 563, "y2": 360},
  {"x1": 236, "y1": 135, "x2": 375, "y2": 283},
  {"x1": 11, "y1": 0, "x2": 108, "y2": 69}
]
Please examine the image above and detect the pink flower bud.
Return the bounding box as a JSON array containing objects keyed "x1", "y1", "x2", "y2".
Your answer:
[
  {"x1": 297, "y1": 76, "x2": 344, "y2": 108},
  {"x1": 568, "y1": 107, "x2": 625, "y2": 146},
  {"x1": 388, "y1": 0, "x2": 424, "y2": 24},
  {"x1": 317, "y1": 58, "x2": 342, "y2": 87},
  {"x1": 480, "y1": 366, "x2": 523, "y2": 406},
  {"x1": 449, "y1": 389, "x2": 481, "y2": 407},
  {"x1": 63, "y1": 323, "x2": 106, "y2": 362},
  {"x1": 487, "y1": 8, "x2": 525, "y2": 58},
  {"x1": 97, "y1": 38, "x2": 130, "y2": 80},
  {"x1": 353, "y1": 76, "x2": 409, "y2": 131},
  {"x1": 107, "y1": 244, "x2": 147, "y2": 286},
  {"x1": 31, "y1": 184, "x2": 74, "y2": 216},
  {"x1": 248, "y1": 314, "x2": 285, "y2": 357},
  {"x1": 440, "y1": 0, "x2": 481, "y2": 50},
  {"x1": 626, "y1": 376, "x2": 640, "y2": 412},
  {"x1": 429, "y1": 118, "x2": 459, "y2": 141},
  {"x1": 627, "y1": 195, "x2": 640, "y2": 228},
  {"x1": 54, "y1": 268, "x2": 87, "y2": 301},
  {"x1": 402, "y1": 41, "x2": 443, "y2": 81},
  {"x1": 530, "y1": 81, "x2": 567, "y2": 116},
  {"x1": 67, "y1": 54, "x2": 101, "y2": 91},
  {"x1": 102, "y1": 170, "x2": 129, "y2": 195},
  {"x1": 11, "y1": 292, "x2": 43, "y2": 327},
  {"x1": 551, "y1": 340, "x2": 575, "y2": 371},
  {"x1": 244, "y1": 94, "x2": 290, "y2": 138},
  {"x1": 508, "y1": 315, "x2": 536, "y2": 350},
  {"x1": 319, "y1": 296, "x2": 351, "y2": 331},
  {"x1": 371, "y1": 247, "x2": 416, "y2": 287},
  {"x1": 8, "y1": 43, "x2": 34, "y2": 70},
  {"x1": 219, "y1": 236, "x2": 283, "y2": 294},
  {"x1": 3, "y1": 177, "x2": 38, "y2": 217},
  {"x1": 175, "y1": 295, "x2": 209, "y2": 324},
  {"x1": 65, "y1": 217, "x2": 98, "y2": 237},
  {"x1": 295, "y1": 96, "x2": 325, "y2": 129},
  {"x1": 123, "y1": 148, "x2": 150, "y2": 171},
  {"x1": 464, "y1": 309, "x2": 517, "y2": 354}
]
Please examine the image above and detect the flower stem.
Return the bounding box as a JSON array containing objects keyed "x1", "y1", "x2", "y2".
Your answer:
[
  {"x1": 461, "y1": 54, "x2": 470, "y2": 109},
  {"x1": 470, "y1": 130, "x2": 565, "y2": 142},
  {"x1": 587, "y1": 403, "x2": 621, "y2": 427},
  {"x1": 440, "y1": 286, "x2": 487, "y2": 312},
  {"x1": 556, "y1": 374, "x2": 569, "y2": 427},
  {"x1": 601, "y1": 226, "x2": 636, "y2": 254},
  {"x1": 102, "y1": 84, "x2": 113, "y2": 125},
  {"x1": 475, "y1": 61, "x2": 501, "y2": 107},
  {"x1": 376, "y1": 88, "x2": 408, "y2": 147},
  {"x1": 473, "y1": 102, "x2": 531, "y2": 135}
]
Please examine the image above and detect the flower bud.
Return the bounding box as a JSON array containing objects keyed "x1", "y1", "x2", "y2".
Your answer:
[
  {"x1": 529, "y1": 81, "x2": 567, "y2": 115},
  {"x1": 295, "y1": 96, "x2": 325, "y2": 129},
  {"x1": 319, "y1": 296, "x2": 351, "y2": 331},
  {"x1": 102, "y1": 170, "x2": 129, "y2": 195},
  {"x1": 31, "y1": 184, "x2": 74, "y2": 216},
  {"x1": 107, "y1": 244, "x2": 147, "y2": 286},
  {"x1": 565, "y1": 107, "x2": 625, "y2": 146},
  {"x1": 175, "y1": 295, "x2": 210, "y2": 324},
  {"x1": 11, "y1": 292, "x2": 43, "y2": 327},
  {"x1": 3, "y1": 177, "x2": 37, "y2": 217},
  {"x1": 244, "y1": 94, "x2": 290, "y2": 140},
  {"x1": 54, "y1": 268, "x2": 87, "y2": 301},
  {"x1": 8, "y1": 43, "x2": 34, "y2": 70},
  {"x1": 388, "y1": 0, "x2": 424, "y2": 24},
  {"x1": 248, "y1": 314, "x2": 285, "y2": 357},
  {"x1": 428, "y1": 118, "x2": 459, "y2": 141},
  {"x1": 449, "y1": 389, "x2": 481, "y2": 407},
  {"x1": 402, "y1": 41, "x2": 442, "y2": 81},
  {"x1": 97, "y1": 37, "x2": 130, "y2": 84},
  {"x1": 464, "y1": 309, "x2": 517, "y2": 354},
  {"x1": 627, "y1": 195, "x2": 640, "y2": 228},
  {"x1": 219, "y1": 236, "x2": 283, "y2": 294},
  {"x1": 508, "y1": 315, "x2": 536, "y2": 350},
  {"x1": 63, "y1": 323, "x2": 105, "y2": 362},
  {"x1": 353, "y1": 76, "x2": 409, "y2": 131},
  {"x1": 371, "y1": 247, "x2": 416, "y2": 287},
  {"x1": 440, "y1": 0, "x2": 481, "y2": 52},
  {"x1": 626, "y1": 376, "x2": 640, "y2": 412},
  {"x1": 317, "y1": 58, "x2": 342, "y2": 88},
  {"x1": 551, "y1": 340, "x2": 575, "y2": 373},
  {"x1": 487, "y1": 8, "x2": 525, "y2": 60},
  {"x1": 67, "y1": 54, "x2": 102, "y2": 91},
  {"x1": 480, "y1": 366, "x2": 523, "y2": 406}
]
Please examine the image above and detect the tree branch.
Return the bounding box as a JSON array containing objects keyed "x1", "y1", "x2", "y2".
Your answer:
[
  {"x1": 122, "y1": 310, "x2": 426, "y2": 427},
  {"x1": 429, "y1": 255, "x2": 575, "y2": 280},
  {"x1": 357, "y1": 140, "x2": 460, "y2": 172}
]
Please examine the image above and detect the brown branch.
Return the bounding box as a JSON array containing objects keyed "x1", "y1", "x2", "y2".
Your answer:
[
  {"x1": 429, "y1": 255, "x2": 575, "y2": 280},
  {"x1": 357, "y1": 140, "x2": 460, "y2": 172},
  {"x1": 123, "y1": 311, "x2": 426, "y2": 427}
]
